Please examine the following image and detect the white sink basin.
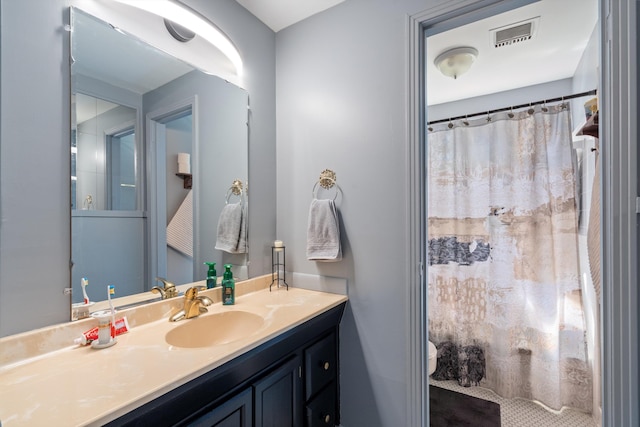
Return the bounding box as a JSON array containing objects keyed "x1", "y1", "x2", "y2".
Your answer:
[{"x1": 165, "y1": 310, "x2": 265, "y2": 348}]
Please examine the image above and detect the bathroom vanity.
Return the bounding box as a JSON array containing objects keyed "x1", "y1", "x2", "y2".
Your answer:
[
  {"x1": 107, "y1": 304, "x2": 344, "y2": 426},
  {"x1": 0, "y1": 283, "x2": 347, "y2": 427}
]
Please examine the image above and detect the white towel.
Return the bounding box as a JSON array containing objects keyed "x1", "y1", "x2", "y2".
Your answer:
[
  {"x1": 166, "y1": 190, "x2": 193, "y2": 257},
  {"x1": 306, "y1": 198, "x2": 342, "y2": 261},
  {"x1": 215, "y1": 202, "x2": 247, "y2": 254}
]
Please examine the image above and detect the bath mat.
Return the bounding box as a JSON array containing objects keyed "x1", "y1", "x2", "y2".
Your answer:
[{"x1": 429, "y1": 385, "x2": 501, "y2": 427}]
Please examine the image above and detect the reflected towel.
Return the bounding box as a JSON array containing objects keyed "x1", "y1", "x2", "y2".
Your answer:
[
  {"x1": 167, "y1": 190, "x2": 193, "y2": 257},
  {"x1": 215, "y1": 202, "x2": 247, "y2": 254},
  {"x1": 306, "y1": 199, "x2": 342, "y2": 261},
  {"x1": 236, "y1": 203, "x2": 247, "y2": 253}
]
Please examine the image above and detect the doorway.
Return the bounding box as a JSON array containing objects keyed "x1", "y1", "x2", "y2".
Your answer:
[
  {"x1": 425, "y1": 1, "x2": 599, "y2": 424},
  {"x1": 164, "y1": 112, "x2": 194, "y2": 284},
  {"x1": 404, "y1": 0, "x2": 640, "y2": 426},
  {"x1": 147, "y1": 99, "x2": 196, "y2": 288}
]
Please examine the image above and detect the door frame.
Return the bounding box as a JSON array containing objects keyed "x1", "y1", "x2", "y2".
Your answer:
[
  {"x1": 407, "y1": 1, "x2": 638, "y2": 426},
  {"x1": 146, "y1": 96, "x2": 198, "y2": 285}
]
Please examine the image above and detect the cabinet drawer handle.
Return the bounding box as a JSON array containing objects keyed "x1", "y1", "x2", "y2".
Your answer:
[
  {"x1": 323, "y1": 414, "x2": 331, "y2": 424},
  {"x1": 323, "y1": 361, "x2": 330, "y2": 371}
]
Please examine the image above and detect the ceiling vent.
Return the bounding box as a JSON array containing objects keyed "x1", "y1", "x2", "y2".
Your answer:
[{"x1": 490, "y1": 17, "x2": 539, "y2": 48}]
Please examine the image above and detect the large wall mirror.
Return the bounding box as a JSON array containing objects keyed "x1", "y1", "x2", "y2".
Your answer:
[{"x1": 71, "y1": 7, "x2": 249, "y2": 313}]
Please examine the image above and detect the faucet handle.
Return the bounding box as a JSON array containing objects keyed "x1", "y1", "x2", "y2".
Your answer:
[
  {"x1": 155, "y1": 277, "x2": 178, "y2": 298},
  {"x1": 155, "y1": 277, "x2": 175, "y2": 288},
  {"x1": 185, "y1": 286, "x2": 200, "y2": 300}
]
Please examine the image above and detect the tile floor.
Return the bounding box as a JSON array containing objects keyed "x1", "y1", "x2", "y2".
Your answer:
[{"x1": 430, "y1": 379, "x2": 597, "y2": 427}]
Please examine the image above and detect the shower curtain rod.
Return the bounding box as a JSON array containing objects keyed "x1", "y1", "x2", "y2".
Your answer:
[{"x1": 427, "y1": 89, "x2": 597, "y2": 126}]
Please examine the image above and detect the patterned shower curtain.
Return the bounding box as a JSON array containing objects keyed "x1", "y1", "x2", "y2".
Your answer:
[{"x1": 427, "y1": 104, "x2": 592, "y2": 412}]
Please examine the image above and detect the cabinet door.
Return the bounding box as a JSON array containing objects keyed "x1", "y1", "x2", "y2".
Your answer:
[
  {"x1": 304, "y1": 333, "x2": 336, "y2": 400},
  {"x1": 306, "y1": 383, "x2": 336, "y2": 427},
  {"x1": 185, "y1": 388, "x2": 252, "y2": 427},
  {"x1": 254, "y1": 356, "x2": 303, "y2": 427}
]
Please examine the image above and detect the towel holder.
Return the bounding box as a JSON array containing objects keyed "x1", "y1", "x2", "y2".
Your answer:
[
  {"x1": 225, "y1": 179, "x2": 245, "y2": 204},
  {"x1": 312, "y1": 169, "x2": 341, "y2": 200}
]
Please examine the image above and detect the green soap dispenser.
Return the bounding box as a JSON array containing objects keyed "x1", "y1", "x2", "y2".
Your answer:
[
  {"x1": 204, "y1": 262, "x2": 217, "y2": 289},
  {"x1": 222, "y1": 264, "x2": 235, "y2": 305}
]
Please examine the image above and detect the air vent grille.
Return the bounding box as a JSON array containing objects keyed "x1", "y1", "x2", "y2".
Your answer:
[{"x1": 491, "y1": 17, "x2": 539, "y2": 48}]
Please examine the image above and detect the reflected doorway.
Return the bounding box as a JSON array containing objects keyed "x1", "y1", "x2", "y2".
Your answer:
[{"x1": 164, "y1": 112, "x2": 194, "y2": 285}]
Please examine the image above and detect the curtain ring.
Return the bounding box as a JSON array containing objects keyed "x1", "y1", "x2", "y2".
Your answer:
[
  {"x1": 486, "y1": 112, "x2": 492, "y2": 122},
  {"x1": 447, "y1": 118, "x2": 454, "y2": 129},
  {"x1": 527, "y1": 103, "x2": 535, "y2": 115},
  {"x1": 462, "y1": 115, "x2": 469, "y2": 126},
  {"x1": 508, "y1": 107, "x2": 514, "y2": 118},
  {"x1": 560, "y1": 96, "x2": 568, "y2": 110},
  {"x1": 541, "y1": 100, "x2": 548, "y2": 112}
]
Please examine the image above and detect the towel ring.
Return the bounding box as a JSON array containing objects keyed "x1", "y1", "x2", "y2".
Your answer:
[
  {"x1": 312, "y1": 169, "x2": 340, "y2": 200},
  {"x1": 225, "y1": 179, "x2": 244, "y2": 204}
]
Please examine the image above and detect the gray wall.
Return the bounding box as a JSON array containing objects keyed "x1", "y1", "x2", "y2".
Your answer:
[
  {"x1": 0, "y1": 0, "x2": 71, "y2": 335},
  {"x1": 0, "y1": 0, "x2": 276, "y2": 336},
  {"x1": 428, "y1": 78, "x2": 573, "y2": 122},
  {"x1": 71, "y1": 212, "x2": 145, "y2": 302},
  {"x1": 275, "y1": 1, "x2": 424, "y2": 425}
]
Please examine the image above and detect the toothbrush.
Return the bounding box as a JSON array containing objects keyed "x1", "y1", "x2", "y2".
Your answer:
[
  {"x1": 81, "y1": 277, "x2": 90, "y2": 305},
  {"x1": 108, "y1": 285, "x2": 116, "y2": 339}
]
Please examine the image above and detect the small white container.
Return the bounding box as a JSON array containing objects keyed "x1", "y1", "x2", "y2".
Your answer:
[{"x1": 71, "y1": 301, "x2": 95, "y2": 321}]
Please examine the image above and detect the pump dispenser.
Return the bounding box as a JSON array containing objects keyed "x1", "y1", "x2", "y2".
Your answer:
[
  {"x1": 204, "y1": 262, "x2": 217, "y2": 289},
  {"x1": 222, "y1": 264, "x2": 235, "y2": 305}
]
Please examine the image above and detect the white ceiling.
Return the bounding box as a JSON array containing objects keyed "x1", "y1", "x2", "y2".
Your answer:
[
  {"x1": 234, "y1": 0, "x2": 597, "y2": 105},
  {"x1": 427, "y1": 0, "x2": 598, "y2": 105},
  {"x1": 76, "y1": 0, "x2": 598, "y2": 115},
  {"x1": 233, "y1": 0, "x2": 345, "y2": 32}
]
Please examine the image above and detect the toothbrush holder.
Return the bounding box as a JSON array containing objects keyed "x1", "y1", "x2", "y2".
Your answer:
[{"x1": 90, "y1": 310, "x2": 117, "y2": 349}]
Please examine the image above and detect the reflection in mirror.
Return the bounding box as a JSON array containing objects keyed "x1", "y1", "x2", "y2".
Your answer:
[
  {"x1": 73, "y1": 93, "x2": 138, "y2": 211},
  {"x1": 70, "y1": 8, "x2": 249, "y2": 316}
]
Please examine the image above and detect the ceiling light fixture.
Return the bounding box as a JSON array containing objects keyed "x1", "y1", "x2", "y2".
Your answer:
[
  {"x1": 434, "y1": 47, "x2": 478, "y2": 79},
  {"x1": 111, "y1": 0, "x2": 243, "y2": 76}
]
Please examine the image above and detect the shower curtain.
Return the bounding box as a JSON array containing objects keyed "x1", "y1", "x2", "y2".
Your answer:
[{"x1": 427, "y1": 104, "x2": 592, "y2": 412}]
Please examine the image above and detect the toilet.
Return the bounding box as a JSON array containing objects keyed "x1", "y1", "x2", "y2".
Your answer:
[{"x1": 428, "y1": 341, "x2": 437, "y2": 376}]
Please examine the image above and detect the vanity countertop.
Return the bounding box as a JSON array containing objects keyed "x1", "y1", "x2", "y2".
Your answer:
[{"x1": 0, "y1": 287, "x2": 347, "y2": 426}]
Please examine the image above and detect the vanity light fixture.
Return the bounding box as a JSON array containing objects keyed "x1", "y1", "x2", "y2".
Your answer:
[
  {"x1": 110, "y1": 0, "x2": 243, "y2": 75},
  {"x1": 434, "y1": 47, "x2": 478, "y2": 79}
]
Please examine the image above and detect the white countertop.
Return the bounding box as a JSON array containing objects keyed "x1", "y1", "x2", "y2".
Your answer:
[{"x1": 0, "y1": 287, "x2": 347, "y2": 426}]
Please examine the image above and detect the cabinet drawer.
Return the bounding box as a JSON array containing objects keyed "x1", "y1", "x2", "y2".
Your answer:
[
  {"x1": 304, "y1": 333, "x2": 336, "y2": 400},
  {"x1": 305, "y1": 383, "x2": 336, "y2": 427}
]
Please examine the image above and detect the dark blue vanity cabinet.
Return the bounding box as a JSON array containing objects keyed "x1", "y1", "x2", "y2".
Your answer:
[{"x1": 105, "y1": 302, "x2": 345, "y2": 427}]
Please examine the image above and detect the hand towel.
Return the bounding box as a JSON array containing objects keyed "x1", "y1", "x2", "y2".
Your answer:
[
  {"x1": 166, "y1": 190, "x2": 193, "y2": 257},
  {"x1": 215, "y1": 202, "x2": 247, "y2": 253},
  {"x1": 236, "y1": 203, "x2": 247, "y2": 253},
  {"x1": 306, "y1": 198, "x2": 342, "y2": 261}
]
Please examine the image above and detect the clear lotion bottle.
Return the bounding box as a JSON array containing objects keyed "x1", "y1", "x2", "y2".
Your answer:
[{"x1": 222, "y1": 264, "x2": 235, "y2": 305}]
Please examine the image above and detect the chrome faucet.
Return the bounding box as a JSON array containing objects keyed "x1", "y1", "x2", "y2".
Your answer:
[
  {"x1": 169, "y1": 286, "x2": 213, "y2": 322},
  {"x1": 152, "y1": 277, "x2": 179, "y2": 299}
]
